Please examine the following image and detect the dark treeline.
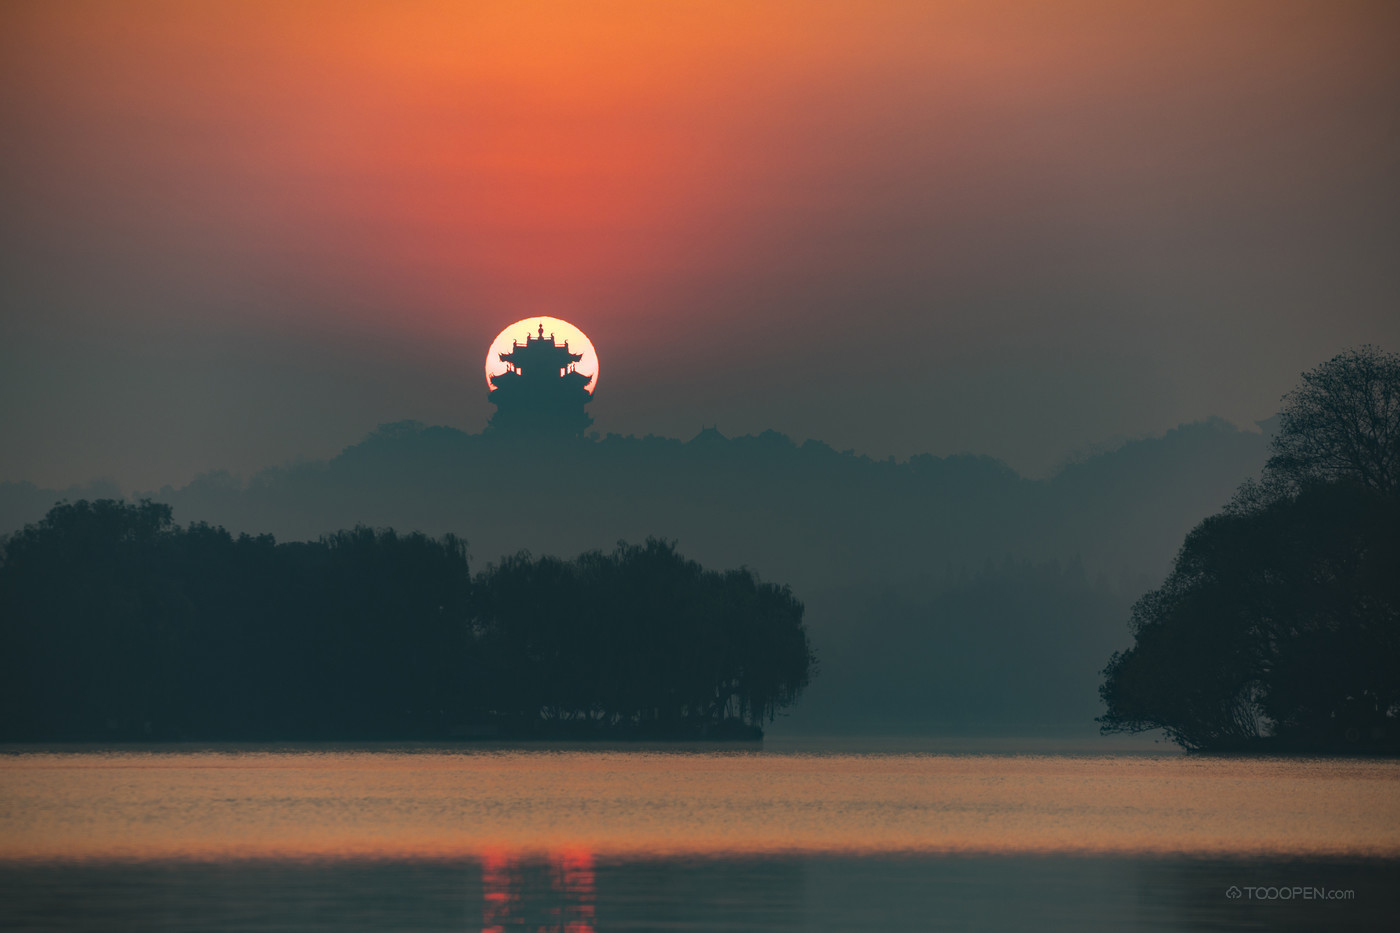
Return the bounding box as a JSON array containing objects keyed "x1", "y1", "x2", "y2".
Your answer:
[
  {"x1": 1100, "y1": 347, "x2": 1400, "y2": 752},
  {"x1": 0, "y1": 500, "x2": 811, "y2": 741}
]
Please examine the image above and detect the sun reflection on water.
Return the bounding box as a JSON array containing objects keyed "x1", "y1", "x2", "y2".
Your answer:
[{"x1": 481, "y1": 848, "x2": 595, "y2": 933}]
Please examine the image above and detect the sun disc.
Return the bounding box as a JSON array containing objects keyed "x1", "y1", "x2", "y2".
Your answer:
[{"x1": 485, "y1": 317, "x2": 598, "y2": 394}]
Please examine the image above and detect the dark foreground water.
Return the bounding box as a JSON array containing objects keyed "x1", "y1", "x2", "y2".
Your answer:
[
  {"x1": 3, "y1": 853, "x2": 1396, "y2": 932},
  {"x1": 2, "y1": 745, "x2": 1397, "y2": 931}
]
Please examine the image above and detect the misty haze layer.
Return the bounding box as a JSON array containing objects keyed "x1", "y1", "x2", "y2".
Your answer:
[{"x1": 0, "y1": 417, "x2": 1269, "y2": 736}]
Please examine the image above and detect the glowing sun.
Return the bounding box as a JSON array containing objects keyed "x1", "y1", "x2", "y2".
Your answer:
[{"x1": 485, "y1": 317, "x2": 599, "y2": 394}]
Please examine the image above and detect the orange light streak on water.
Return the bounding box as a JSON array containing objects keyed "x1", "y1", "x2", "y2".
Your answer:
[
  {"x1": 478, "y1": 846, "x2": 594, "y2": 932},
  {"x1": 1, "y1": 751, "x2": 1397, "y2": 863},
  {"x1": 480, "y1": 849, "x2": 514, "y2": 933}
]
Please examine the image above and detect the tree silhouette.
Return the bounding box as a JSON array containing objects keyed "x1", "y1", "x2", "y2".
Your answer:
[
  {"x1": 1264, "y1": 344, "x2": 1400, "y2": 497},
  {"x1": 473, "y1": 539, "x2": 813, "y2": 735},
  {"x1": 1099, "y1": 348, "x2": 1400, "y2": 751},
  {"x1": 0, "y1": 501, "x2": 811, "y2": 740}
]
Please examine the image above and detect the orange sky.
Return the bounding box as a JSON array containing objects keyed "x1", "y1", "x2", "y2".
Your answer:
[
  {"x1": 8, "y1": 2, "x2": 861, "y2": 327},
  {"x1": 12, "y1": 1, "x2": 1379, "y2": 330},
  {"x1": 3, "y1": 1, "x2": 1399, "y2": 486}
]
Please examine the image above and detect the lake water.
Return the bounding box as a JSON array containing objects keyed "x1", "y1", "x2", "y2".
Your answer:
[{"x1": 2, "y1": 743, "x2": 1397, "y2": 930}]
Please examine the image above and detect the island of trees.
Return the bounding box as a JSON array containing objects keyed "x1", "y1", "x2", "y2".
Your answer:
[
  {"x1": 1099, "y1": 346, "x2": 1400, "y2": 752},
  {"x1": 0, "y1": 505, "x2": 813, "y2": 742}
]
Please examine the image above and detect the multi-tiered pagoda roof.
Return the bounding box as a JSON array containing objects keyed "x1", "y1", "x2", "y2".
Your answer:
[{"x1": 487, "y1": 323, "x2": 594, "y2": 435}]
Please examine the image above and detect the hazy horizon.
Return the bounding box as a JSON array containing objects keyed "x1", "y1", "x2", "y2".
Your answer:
[{"x1": 1, "y1": 409, "x2": 1270, "y2": 497}]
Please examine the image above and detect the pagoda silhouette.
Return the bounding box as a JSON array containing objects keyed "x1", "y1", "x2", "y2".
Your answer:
[{"x1": 487, "y1": 323, "x2": 595, "y2": 435}]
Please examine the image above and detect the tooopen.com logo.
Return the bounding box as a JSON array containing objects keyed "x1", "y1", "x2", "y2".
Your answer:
[{"x1": 1225, "y1": 885, "x2": 1355, "y2": 901}]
